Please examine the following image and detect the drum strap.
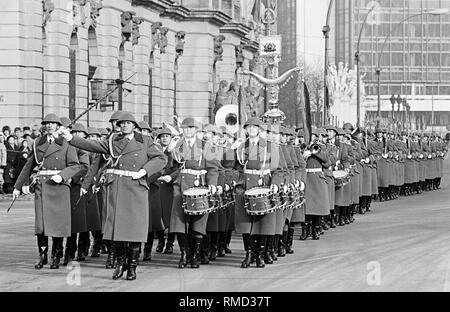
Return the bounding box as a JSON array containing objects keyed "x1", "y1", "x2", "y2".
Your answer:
[{"x1": 33, "y1": 139, "x2": 46, "y2": 171}]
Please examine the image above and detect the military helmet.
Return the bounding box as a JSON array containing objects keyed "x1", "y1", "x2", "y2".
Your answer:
[
  {"x1": 156, "y1": 127, "x2": 173, "y2": 139},
  {"x1": 181, "y1": 117, "x2": 198, "y2": 128},
  {"x1": 60, "y1": 117, "x2": 71, "y2": 128},
  {"x1": 343, "y1": 123, "x2": 354, "y2": 131},
  {"x1": 71, "y1": 123, "x2": 87, "y2": 134},
  {"x1": 401, "y1": 131, "x2": 408, "y2": 136},
  {"x1": 244, "y1": 117, "x2": 262, "y2": 129},
  {"x1": 297, "y1": 129, "x2": 305, "y2": 137},
  {"x1": 109, "y1": 111, "x2": 123, "y2": 123},
  {"x1": 325, "y1": 125, "x2": 338, "y2": 133},
  {"x1": 87, "y1": 127, "x2": 101, "y2": 137},
  {"x1": 99, "y1": 128, "x2": 109, "y2": 136},
  {"x1": 138, "y1": 121, "x2": 151, "y2": 132},
  {"x1": 116, "y1": 112, "x2": 138, "y2": 127},
  {"x1": 42, "y1": 114, "x2": 62, "y2": 126},
  {"x1": 336, "y1": 128, "x2": 346, "y2": 136}
]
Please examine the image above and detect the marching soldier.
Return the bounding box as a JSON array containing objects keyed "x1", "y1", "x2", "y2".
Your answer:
[
  {"x1": 334, "y1": 128, "x2": 352, "y2": 226},
  {"x1": 354, "y1": 128, "x2": 372, "y2": 213},
  {"x1": 81, "y1": 127, "x2": 103, "y2": 258},
  {"x1": 234, "y1": 118, "x2": 284, "y2": 268},
  {"x1": 365, "y1": 129, "x2": 378, "y2": 210},
  {"x1": 324, "y1": 125, "x2": 339, "y2": 226},
  {"x1": 13, "y1": 114, "x2": 81, "y2": 270},
  {"x1": 168, "y1": 118, "x2": 219, "y2": 269},
  {"x1": 64, "y1": 123, "x2": 90, "y2": 265},
  {"x1": 59, "y1": 112, "x2": 167, "y2": 281},
  {"x1": 369, "y1": 129, "x2": 389, "y2": 201},
  {"x1": 399, "y1": 131, "x2": 415, "y2": 196},
  {"x1": 155, "y1": 127, "x2": 178, "y2": 254},
  {"x1": 304, "y1": 129, "x2": 331, "y2": 240}
]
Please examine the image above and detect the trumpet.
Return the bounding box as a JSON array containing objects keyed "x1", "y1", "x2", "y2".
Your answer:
[{"x1": 308, "y1": 142, "x2": 322, "y2": 154}]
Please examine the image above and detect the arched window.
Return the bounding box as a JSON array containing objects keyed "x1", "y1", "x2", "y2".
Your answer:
[{"x1": 69, "y1": 33, "x2": 79, "y2": 120}]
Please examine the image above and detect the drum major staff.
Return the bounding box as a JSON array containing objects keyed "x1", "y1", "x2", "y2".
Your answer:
[{"x1": 58, "y1": 112, "x2": 167, "y2": 281}]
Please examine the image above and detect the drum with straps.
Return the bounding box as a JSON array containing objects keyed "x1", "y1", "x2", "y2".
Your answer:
[
  {"x1": 182, "y1": 187, "x2": 215, "y2": 216},
  {"x1": 244, "y1": 187, "x2": 277, "y2": 216},
  {"x1": 333, "y1": 170, "x2": 350, "y2": 187}
]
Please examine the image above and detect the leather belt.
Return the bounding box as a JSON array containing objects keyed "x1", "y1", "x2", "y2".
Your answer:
[
  {"x1": 244, "y1": 169, "x2": 271, "y2": 176},
  {"x1": 106, "y1": 169, "x2": 138, "y2": 177},
  {"x1": 38, "y1": 170, "x2": 61, "y2": 176},
  {"x1": 181, "y1": 169, "x2": 207, "y2": 176},
  {"x1": 306, "y1": 168, "x2": 322, "y2": 173}
]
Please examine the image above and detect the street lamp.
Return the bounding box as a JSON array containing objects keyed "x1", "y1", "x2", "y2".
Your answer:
[
  {"x1": 323, "y1": 0, "x2": 334, "y2": 126},
  {"x1": 376, "y1": 8, "x2": 450, "y2": 127},
  {"x1": 355, "y1": 5, "x2": 378, "y2": 128}
]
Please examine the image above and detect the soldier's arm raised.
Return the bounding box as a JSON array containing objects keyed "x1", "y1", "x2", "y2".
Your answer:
[{"x1": 69, "y1": 135, "x2": 110, "y2": 155}]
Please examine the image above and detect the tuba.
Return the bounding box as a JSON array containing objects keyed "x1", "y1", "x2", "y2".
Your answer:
[{"x1": 215, "y1": 105, "x2": 240, "y2": 135}]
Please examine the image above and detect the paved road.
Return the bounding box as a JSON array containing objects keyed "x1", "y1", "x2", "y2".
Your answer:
[{"x1": 1, "y1": 159, "x2": 449, "y2": 292}]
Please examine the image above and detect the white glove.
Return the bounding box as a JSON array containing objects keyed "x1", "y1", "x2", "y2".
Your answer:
[
  {"x1": 224, "y1": 184, "x2": 231, "y2": 192},
  {"x1": 345, "y1": 168, "x2": 350, "y2": 174},
  {"x1": 408, "y1": 155, "x2": 412, "y2": 160},
  {"x1": 303, "y1": 151, "x2": 312, "y2": 159},
  {"x1": 300, "y1": 181, "x2": 305, "y2": 191},
  {"x1": 93, "y1": 185, "x2": 100, "y2": 193},
  {"x1": 58, "y1": 127, "x2": 73, "y2": 142},
  {"x1": 382, "y1": 154, "x2": 388, "y2": 159},
  {"x1": 428, "y1": 155, "x2": 432, "y2": 159},
  {"x1": 132, "y1": 169, "x2": 147, "y2": 180},
  {"x1": 51, "y1": 175, "x2": 63, "y2": 184},
  {"x1": 80, "y1": 188, "x2": 88, "y2": 197},
  {"x1": 209, "y1": 185, "x2": 217, "y2": 195},
  {"x1": 21, "y1": 186, "x2": 31, "y2": 195},
  {"x1": 336, "y1": 160, "x2": 341, "y2": 166},
  {"x1": 419, "y1": 155, "x2": 424, "y2": 159},
  {"x1": 271, "y1": 184, "x2": 279, "y2": 193},
  {"x1": 294, "y1": 180, "x2": 300, "y2": 188},
  {"x1": 217, "y1": 186, "x2": 224, "y2": 195},
  {"x1": 158, "y1": 175, "x2": 172, "y2": 183},
  {"x1": 13, "y1": 189, "x2": 21, "y2": 200}
]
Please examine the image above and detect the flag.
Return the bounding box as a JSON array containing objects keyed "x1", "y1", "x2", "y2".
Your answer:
[{"x1": 304, "y1": 82, "x2": 312, "y2": 144}]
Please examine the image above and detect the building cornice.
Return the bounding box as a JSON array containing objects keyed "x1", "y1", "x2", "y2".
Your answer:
[
  {"x1": 160, "y1": 4, "x2": 191, "y2": 21},
  {"x1": 240, "y1": 37, "x2": 259, "y2": 53},
  {"x1": 132, "y1": 0, "x2": 172, "y2": 14},
  {"x1": 220, "y1": 22, "x2": 251, "y2": 38},
  {"x1": 183, "y1": 10, "x2": 231, "y2": 27}
]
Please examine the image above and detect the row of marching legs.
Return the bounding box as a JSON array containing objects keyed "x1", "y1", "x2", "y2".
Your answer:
[{"x1": 378, "y1": 178, "x2": 441, "y2": 202}]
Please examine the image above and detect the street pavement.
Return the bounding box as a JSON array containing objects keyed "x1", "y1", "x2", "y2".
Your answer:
[{"x1": 0, "y1": 159, "x2": 449, "y2": 292}]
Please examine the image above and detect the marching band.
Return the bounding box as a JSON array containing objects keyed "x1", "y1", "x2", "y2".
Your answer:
[{"x1": 11, "y1": 111, "x2": 448, "y2": 281}]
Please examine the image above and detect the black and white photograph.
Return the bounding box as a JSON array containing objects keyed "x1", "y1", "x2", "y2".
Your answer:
[{"x1": 1, "y1": 0, "x2": 450, "y2": 297}]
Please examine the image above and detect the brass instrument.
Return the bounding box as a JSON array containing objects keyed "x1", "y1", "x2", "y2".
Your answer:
[{"x1": 215, "y1": 105, "x2": 239, "y2": 135}]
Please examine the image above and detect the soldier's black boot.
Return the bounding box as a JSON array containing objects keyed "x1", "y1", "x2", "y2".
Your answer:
[
  {"x1": 91, "y1": 230, "x2": 102, "y2": 258},
  {"x1": 312, "y1": 217, "x2": 320, "y2": 240},
  {"x1": 250, "y1": 236, "x2": 258, "y2": 264},
  {"x1": 256, "y1": 236, "x2": 266, "y2": 268},
  {"x1": 330, "y1": 211, "x2": 336, "y2": 228},
  {"x1": 77, "y1": 232, "x2": 89, "y2": 261},
  {"x1": 143, "y1": 232, "x2": 154, "y2": 262},
  {"x1": 278, "y1": 231, "x2": 287, "y2": 258},
  {"x1": 286, "y1": 228, "x2": 294, "y2": 254},
  {"x1": 225, "y1": 230, "x2": 232, "y2": 254},
  {"x1": 126, "y1": 243, "x2": 140, "y2": 281},
  {"x1": 190, "y1": 235, "x2": 202, "y2": 269},
  {"x1": 350, "y1": 205, "x2": 356, "y2": 223},
  {"x1": 207, "y1": 232, "x2": 217, "y2": 261},
  {"x1": 164, "y1": 233, "x2": 175, "y2": 254},
  {"x1": 241, "y1": 234, "x2": 252, "y2": 269},
  {"x1": 63, "y1": 234, "x2": 76, "y2": 266},
  {"x1": 321, "y1": 217, "x2": 329, "y2": 231},
  {"x1": 264, "y1": 236, "x2": 274, "y2": 265},
  {"x1": 177, "y1": 234, "x2": 188, "y2": 269},
  {"x1": 300, "y1": 222, "x2": 308, "y2": 240},
  {"x1": 156, "y1": 231, "x2": 165, "y2": 253},
  {"x1": 112, "y1": 243, "x2": 127, "y2": 280},
  {"x1": 270, "y1": 235, "x2": 278, "y2": 261},
  {"x1": 105, "y1": 242, "x2": 115, "y2": 269},
  {"x1": 101, "y1": 238, "x2": 108, "y2": 254},
  {"x1": 217, "y1": 231, "x2": 227, "y2": 258},
  {"x1": 50, "y1": 237, "x2": 63, "y2": 269},
  {"x1": 201, "y1": 234, "x2": 210, "y2": 265},
  {"x1": 35, "y1": 235, "x2": 48, "y2": 270}
]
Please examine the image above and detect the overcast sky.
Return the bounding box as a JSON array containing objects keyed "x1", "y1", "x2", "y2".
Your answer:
[{"x1": 297, "y1": 0, "x2": 329, "y2": 65}]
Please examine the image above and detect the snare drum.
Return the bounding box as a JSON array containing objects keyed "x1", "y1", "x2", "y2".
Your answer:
[
  {"x1": 244, "y1": 187, "x2": 277, "y2": 216},
  {"x1": 333, "y1": 170, "x2": 350, "y2": 187},
  {"x1": 182, "y1": 188, "x2": 215, "y2": 216}
]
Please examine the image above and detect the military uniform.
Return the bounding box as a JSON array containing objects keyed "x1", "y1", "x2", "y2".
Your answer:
[{"x1": 14, "y1": 114, "x2": 81, "y2": 270}]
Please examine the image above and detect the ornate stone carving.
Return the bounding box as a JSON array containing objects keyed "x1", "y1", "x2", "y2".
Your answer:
[
  {"x1": 88, "y1": 0, "x2": 103, "y2": 28},
  {"x1": 175, "y1": 31, "x2": 186, "y2": 57},
  {"x1": 249, "y1": 51, "x2": 259, "y2": 71},
  {"x1": 121, "y1": 11, "x2": 135, "y2": 42},
  {"x1": 235, "y1": 44, "x2": 244, "y2": 68},
  {"x1": 159, "y1": 27, "x2": 169, "y2": 54},
  {"x1": 151, "y1": 22, "x2": 162, "y2": 52},
  {"x1": 73, "y1": 0, "x2": 87, "y2": 33},
  {"x1": 132, "y1": 16, "x2": 143, "y2": 45},
  {"x1": 213, "y1": 35, "x2": 226, "y2": 64},
  {"x1": 42, "y1": 0, "x2": 55, "y2": 28}
]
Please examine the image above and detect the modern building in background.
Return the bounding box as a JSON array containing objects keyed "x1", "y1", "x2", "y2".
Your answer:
[
  {"x1": 331, "y1": 0, "x2": 450, "y2": 132},
  {"x1": 277, "y1": 0, "x2": 299, "y2": 126}
]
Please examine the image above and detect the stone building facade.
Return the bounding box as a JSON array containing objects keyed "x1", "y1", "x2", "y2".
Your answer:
[{"x1": 1, "y1": 0, "x2": 263, "y2": 128}]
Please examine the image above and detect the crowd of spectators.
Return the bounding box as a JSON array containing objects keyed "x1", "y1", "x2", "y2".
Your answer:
[{"x1": 0, "y1": 125, "x2": 41, "y2": 194}]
